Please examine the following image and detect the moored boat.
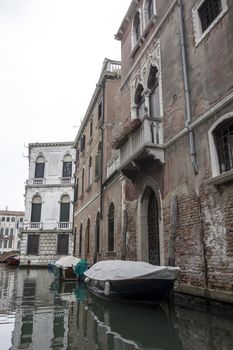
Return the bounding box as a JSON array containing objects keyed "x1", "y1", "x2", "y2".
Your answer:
[
  {"x1": 83, "y1": 260, "x2": 181, "y2": 306},
  {"x1": 48, "y1": 256, "x2": 81, "y2": 281},
  {"x1": 5, "y1": 255, "x2": 20, "y2": 266}
]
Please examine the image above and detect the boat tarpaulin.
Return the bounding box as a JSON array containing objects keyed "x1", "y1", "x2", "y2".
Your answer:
[
  {"x1": 55, "y1": 256, "x2": 81, "y2": 268},
  {"x1": 84, "y1": 260, "x2": 181, "y2": 281}
]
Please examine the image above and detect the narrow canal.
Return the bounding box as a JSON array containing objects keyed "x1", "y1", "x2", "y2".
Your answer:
[{"x1": 0, "y1": 265, "x2": 233, "y2": 350}]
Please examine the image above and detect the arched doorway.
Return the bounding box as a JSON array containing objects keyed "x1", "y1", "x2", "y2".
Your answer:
[
  {"x1": 147, "y1": 191, "x2": 160, "y2": 265},
  {"x1": 138, "y1": 182, "x2": 163, "y2": 265}
]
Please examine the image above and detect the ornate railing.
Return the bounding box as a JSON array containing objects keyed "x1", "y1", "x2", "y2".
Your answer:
[{"x1": 119, "y1": 117, "x2": 164, "y2": 167}]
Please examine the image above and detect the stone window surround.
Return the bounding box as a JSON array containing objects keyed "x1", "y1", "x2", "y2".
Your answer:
[
  {"x1": 131, "y1": 0, "x2": 157, "y2": 55},
  {"x1": 192, "y1": 0, "x2": 228, "y2": 46},
  {"x1": 130, "y1": 43, "x2": 163, "y2": 126},
  {"x1": 208, "y1": 112, "x2": 233, "y2": 185}
]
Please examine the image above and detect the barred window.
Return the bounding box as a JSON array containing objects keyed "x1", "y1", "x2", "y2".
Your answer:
[
  {"x1": 27, "y1": 235, "x2": 39, "y2": 255},
  {"x1": 198, "y1": 0, "x2": 222, "y2": 32},
  {"x1": 57, "y1": 234, "x2": 69, "y2": 255},
  {"x1": 214, "y1": 119, "x2": 233, "y2": 173}
]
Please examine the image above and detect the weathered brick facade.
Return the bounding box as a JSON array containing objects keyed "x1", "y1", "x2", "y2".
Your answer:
[{"x1": 73, "y1": 1, "x2": 233, "y2": 303}]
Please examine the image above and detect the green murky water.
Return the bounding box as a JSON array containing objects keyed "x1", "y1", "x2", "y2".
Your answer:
[{"x1": 0, "y1": 265, "x2": 232, "y2": 350}]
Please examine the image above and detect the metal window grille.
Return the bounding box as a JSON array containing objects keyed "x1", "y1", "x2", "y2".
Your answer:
[
  {"x1": 27, "y1": 235, "x2": 39, "y2": 255},
  {"x1": 198, "y1": 0, "x2": 222, "y2": 32},
  {"x1": 215, "y1": 119, "x2": 233, "y2": 173},
  {"x1": 57, "y1": 234, "x2": 69, "y2": 255}
]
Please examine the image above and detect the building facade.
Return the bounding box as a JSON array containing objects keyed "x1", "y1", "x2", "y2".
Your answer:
[
  {"x1": 20, "y1": 142, "x2": 76, "y2": 267},
  {"x1": 73, "y1": 58, "x2": 122, "y2": 265},
  {"x1": 73, "y1": 0, "x2": 233, "y2": 303},
  {"x1": 0, "y1": 210, "x2": 24, "y2": 254},
  {"x1": 113, "y1": 0, "x2": 233, "y2": 303}
]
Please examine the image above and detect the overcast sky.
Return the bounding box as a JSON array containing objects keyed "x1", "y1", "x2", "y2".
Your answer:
[{"x1": 0, "y1": 0, "x2": 130, "y2": 211}]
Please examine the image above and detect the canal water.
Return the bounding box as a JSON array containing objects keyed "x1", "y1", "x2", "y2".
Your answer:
[{"x1": 0, "y1": 265, "x2": 233, "y2": 350}]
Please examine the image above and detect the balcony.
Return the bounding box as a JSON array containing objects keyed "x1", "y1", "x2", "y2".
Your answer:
[
  {"x1": 24, "y1": 222, "x2": 43, "y2": 230},
  {"x1": 119, "y1": 117, "x2": 164, "y2": 179},
  {"x1": 107, "y1": 152, "x2": 120, "y2": 178},
  {"x1": 33, "y1": 178, "x2": 45, "y2": 185},
  {"x1": 57, "y1": 222, "x2": 72, "y2": 230},
  {"x1": 60, "y1": 177, "x2": 72, "y2": 184}
]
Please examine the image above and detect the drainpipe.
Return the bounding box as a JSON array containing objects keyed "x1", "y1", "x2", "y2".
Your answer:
[
  {"x1": 100, "y1": 81, "x2": 105, "y2": 219},
  {"x1": 178, "y1": 0, "x2": 198, "y2": 174}
]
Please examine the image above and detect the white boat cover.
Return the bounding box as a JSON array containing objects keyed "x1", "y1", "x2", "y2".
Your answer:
[
  {"x1": 84, "y1": 260, "x2": 181, "y2": 281},
  {"x1": 55, "y1": 256, "x2": 81, "y2": 268}
]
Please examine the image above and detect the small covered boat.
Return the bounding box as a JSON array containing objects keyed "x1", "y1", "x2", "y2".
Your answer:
[
  {"x1": 5, "y1": 255, "x2": 20, "y2": 266},
  {"x1": 48, "y1": 256, "x2": 81, "y2": 281},
  {"x1": 84, "y1": 260, "x2": 181, "y2": 306}
]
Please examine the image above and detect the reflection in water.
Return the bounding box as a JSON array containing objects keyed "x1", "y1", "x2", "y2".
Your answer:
[{"x1": 0, "y1": 265, "x2": 233, "y2": 350}]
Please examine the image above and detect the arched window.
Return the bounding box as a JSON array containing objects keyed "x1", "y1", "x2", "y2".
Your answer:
[
  {"x1": 90, "y1": 120, "x2": 93, "y2": 138},
  {"x1": 147, "y1": 65, "x2": 160, "y2": 118},
  {"x1": 95, "y1": 142, "x2": 102, "y2": 178},
  {"x1": 86, "y1": 218, "x2": 90, "y2": 256},
  {"x1": 133, "y1": 11, "x2": 141, "y2": 44},
  {"x1": 59, "y1": 195, "x2": 70, "y2": 223},
  {"x1": 88, "y1": 157, "x2": 93, "y2": 186},
  {"x1": 35, "y1": 156, "x2": 45, "y2": 178},
  {"x1": 214, "y1": 118, "x2": 233, "y2": 174},
  {"x1": 108, "y1": 203, "x2": 115, "y2": 252},
  {"x1": 10, "y1": 228, "x2": 13, "y2": 238},
  {"x1": 75, "y1": 178, "x2": 79, "y2": 202},
  {"x1": 79, "y1": 223, "x2": 83, "y2": 255},
  {"x1": 5, "y1": 228, "x2": 9, "y2": 237},
  {"x1": 143, "y1": 0, "x2": 155, "y2": 25},
  {"x1": 96, "y1": 212, "x2": 101, "y2": 253},
  {"x1": 62, "y1": 154, "x2": 72, "y2": 178},
  {"x1": 31, "y1": 195, "x2": 42, "y2": 223},
  {"x1": 81, "y1": 169, "x2": 85, "y2": 196},
  {"x1": 135, "y1": 84, "x2": 145, "y2": 119}
]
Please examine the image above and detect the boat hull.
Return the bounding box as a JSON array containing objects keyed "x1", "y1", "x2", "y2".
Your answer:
[
  {"x1": 49, "y1": 263, "x2": 77, "y2": 281},
  {"x1": 87, "y1": 278, "x2": 174, "y2": 306}
]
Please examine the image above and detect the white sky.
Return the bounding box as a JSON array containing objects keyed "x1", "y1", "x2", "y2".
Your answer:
[{"x1": 0, "y1": 0, "x2": 130, "y2": 211}]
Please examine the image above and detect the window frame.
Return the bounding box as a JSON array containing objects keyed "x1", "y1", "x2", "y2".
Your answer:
[
  {"x1": 192, "y1": 0, "x2": 228, "y2": 45},
  {"x1": 208, "y1": 113, "x2": 233, "y2": 185},
  {"x1": 27, "y1": 234, "x2": 39, "y2": 255},
  {"x1": 108, "y1": 203, "x2": 115, "y2": 252}
]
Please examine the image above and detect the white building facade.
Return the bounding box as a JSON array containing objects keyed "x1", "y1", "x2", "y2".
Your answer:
[
  {"x1": 20, "y1": 142, "x2": 76, "y2": 267},
  {"x1": 0, "y1": 210, "x2": 24, "y2": 254}
]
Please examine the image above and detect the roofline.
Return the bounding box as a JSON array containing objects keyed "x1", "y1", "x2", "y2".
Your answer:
[
  {"x1": 73, "y1": 58, "x2": 121, "y2": 148},
  {"x1": 28, "y1": 141, "x2": 74, "y2": 149},
  {"x1": 0, "y1": 210, "x2": 25, "y2": 216},
  {"x1": 115, "y1": 1, "x2": 138, "y2": 40}
]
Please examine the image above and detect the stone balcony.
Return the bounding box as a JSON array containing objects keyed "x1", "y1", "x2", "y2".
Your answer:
[{"x1": 118, "y1": 117, "x2": 164, "y2": 179}]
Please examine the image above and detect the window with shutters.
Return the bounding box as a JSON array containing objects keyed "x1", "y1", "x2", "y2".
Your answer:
[
  {"x1": 60, "y1": 195, "x2": 70, "y2": 222},
  {"x1": 88, "y1": 157, "x2": 93, "y2": 188},
  {"x1": 147, "y1": 65, "x2": 160, "y2": 118},
  {"x1": 108, "y1": 203, "x2": 115, "y2": 252},
  {"x1": 57, "y1": 234, "x2": 69, "y2": 255},
  {"x1": 135, "y1": 84, "x2": 145, "y2": 119},
  {"x1": 85, "y1": 218, "x2": 90, "y2": 256},
  {"x1": 35, "y1": 156, "x2": 45, "y2": 178},
  {"x1": 31, "y1": 195, "x2": 42, "y2": 223},
  {"x1": 27, "y1": 234, "x2": 39, "y2": 255},
  {"x1": 10, "y1": 228, "x2": 13, "y2": 238},
  {"x1": 95, "y1": 142, "x2": 102, "y2": 179},
  {"x1": 96, "y1": 212, "x2": 100, "y2": 253},
  {"x1": 79, "y1": 223, "x2": 83, "y2": 255},
  {"x1": 80, "y1": 135, "x2": 86, "y2": 152},
  {"x1": 62, "y1": 154, "x2": 72, "y2": 177}
]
